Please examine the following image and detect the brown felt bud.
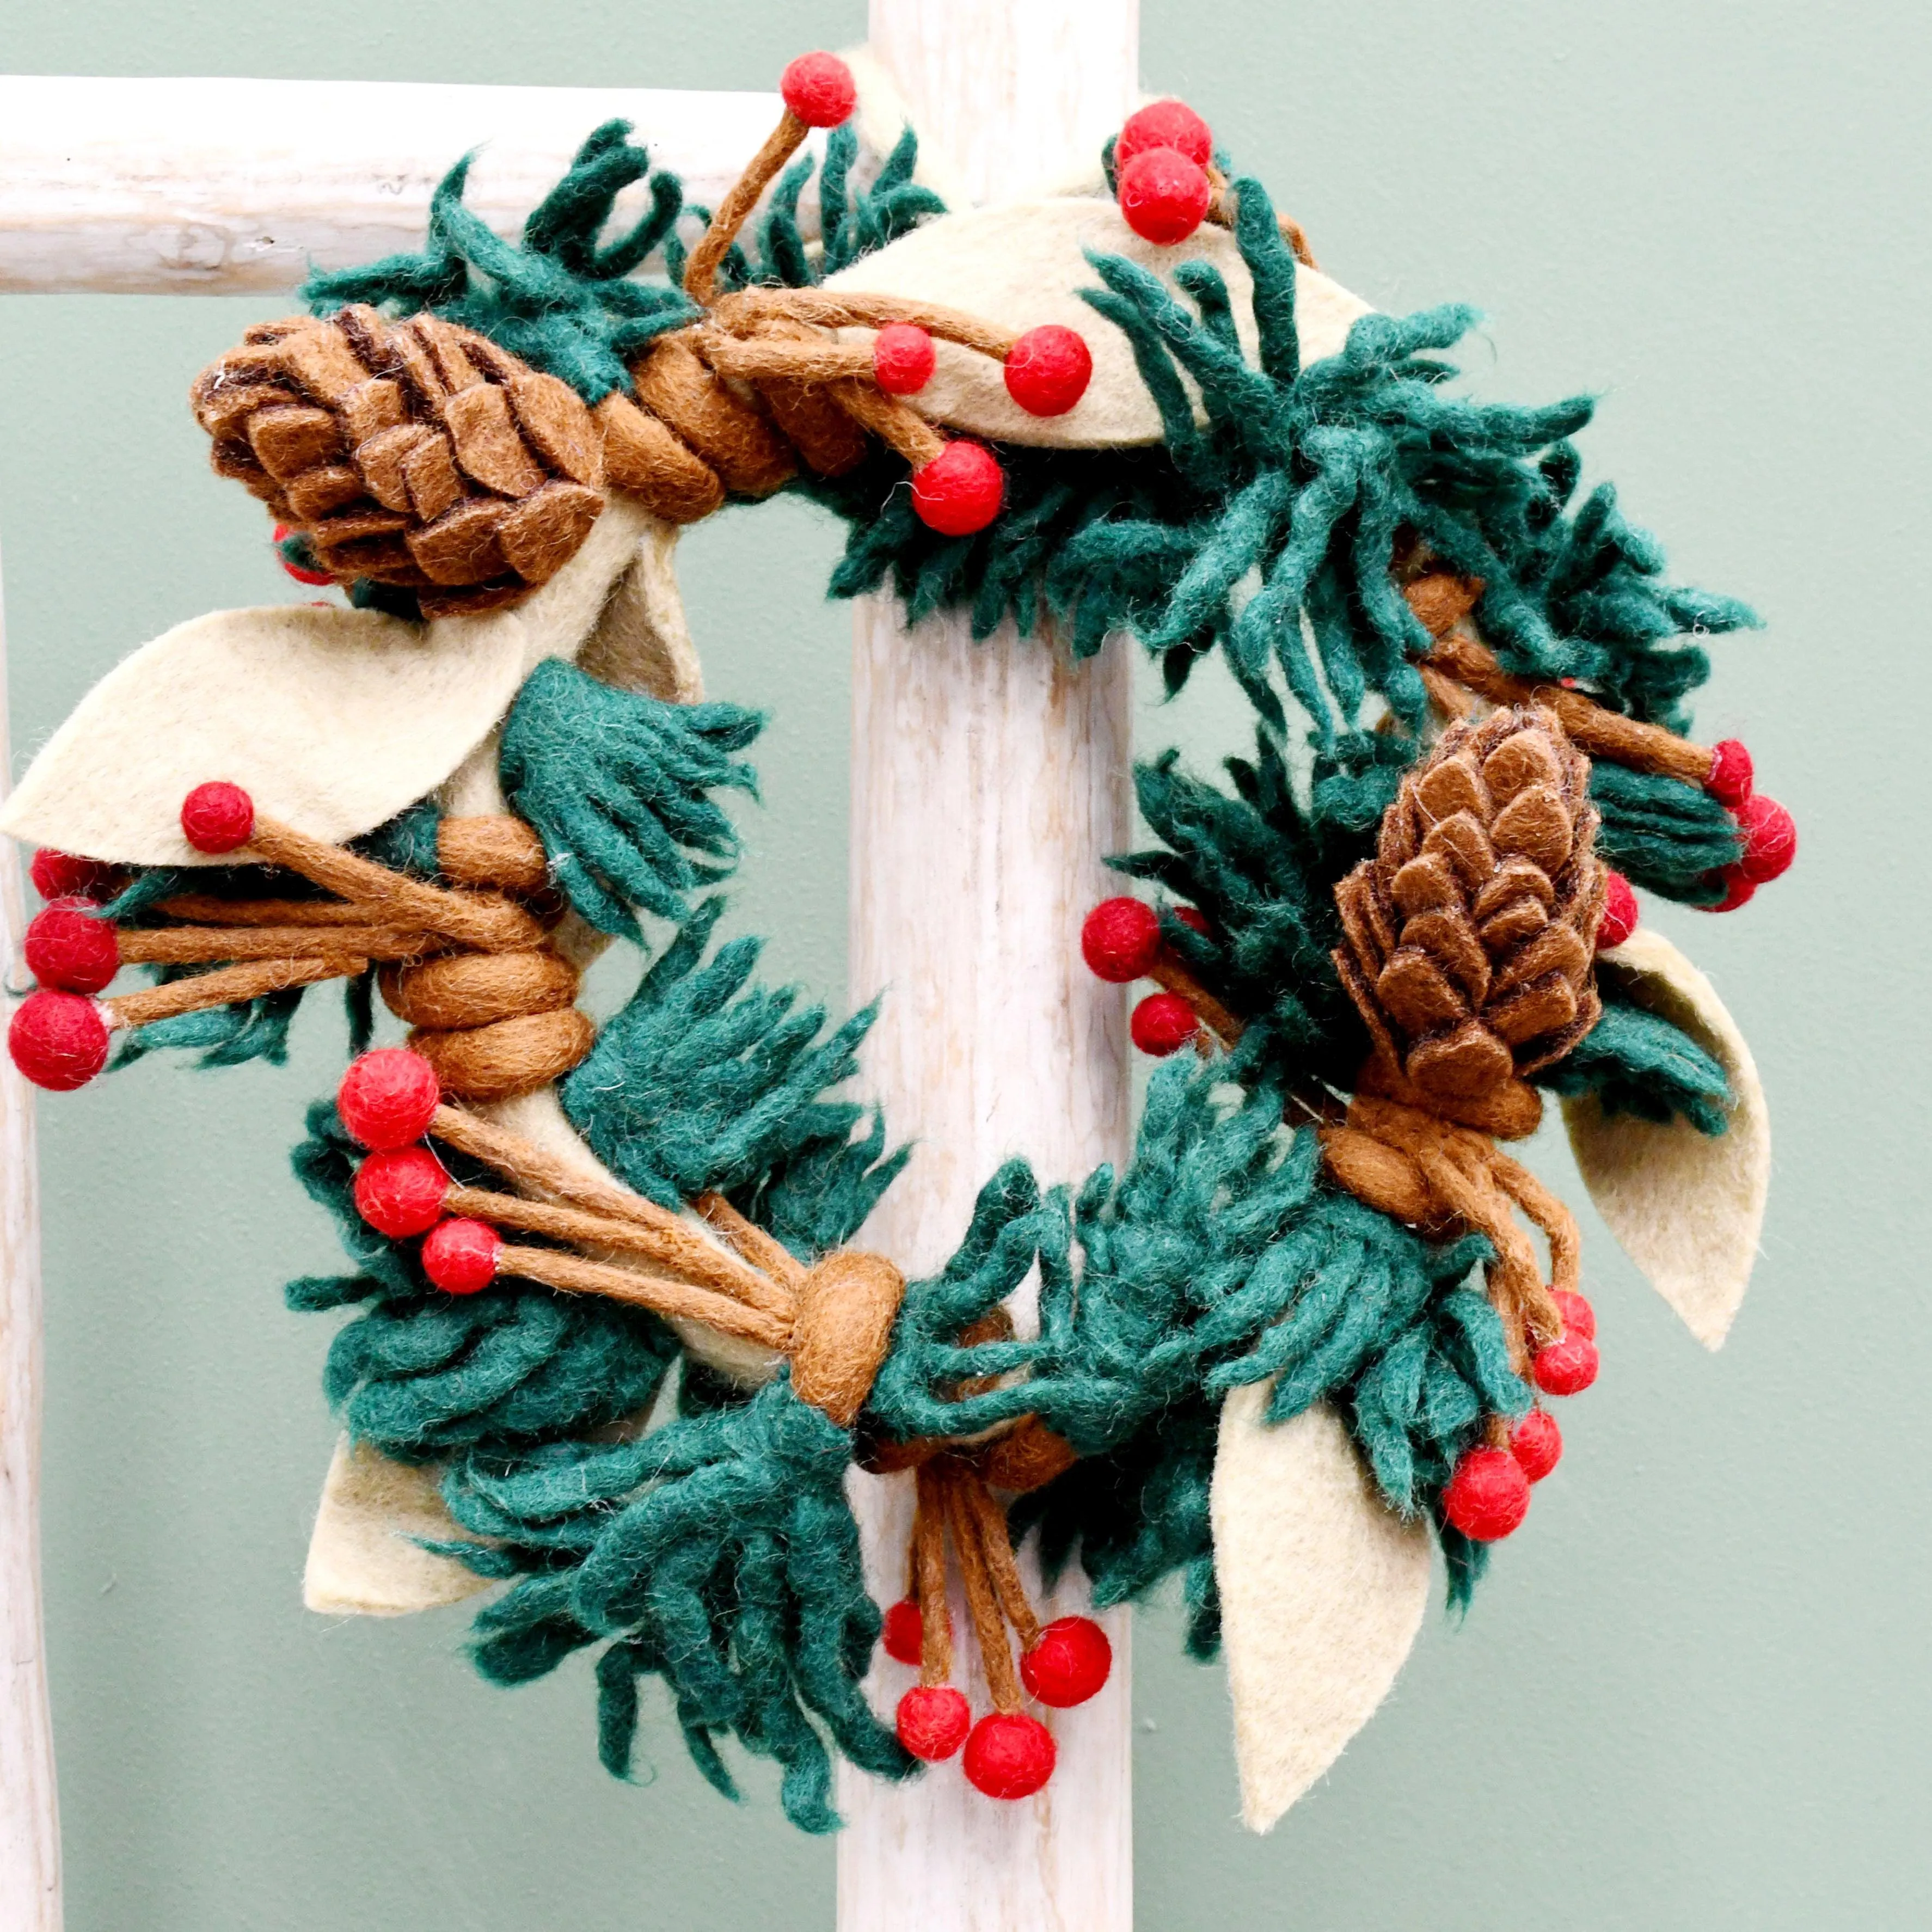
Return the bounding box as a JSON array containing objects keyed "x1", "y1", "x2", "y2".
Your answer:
[{"x1": 789, "y1": 1251, "x2": 907, "y2": 1428}]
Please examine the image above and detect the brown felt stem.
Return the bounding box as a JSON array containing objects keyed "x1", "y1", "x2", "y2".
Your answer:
[
  {"x1": 442, "y1": 1182, "x2": 791, "y2": 1318},
  {"x1": 155, "y1": 895, "x2": 396, "y2": 927},
  {"x1": 243, "y1": 814, "x2": 544, "y2": 953},
  {"x1": 943, "y1": 1462, "x2": 1024, "y2": 1713},
  {"x1": 698, "y1": 334, "x2": 874, "y2": 384},
  {"x1": 827, "y1": 379, "x2": 947, "y2": 468},
  {"x1": 961, "y1": 1468, "x2": 1040, "y2": 1653},
  {"x1": 694, "y1": 1191, "x2": 808, "y2": 1296},
  {"x1": 683, "y1": 109, "x2": 809, "y2": 306},
  {"x1": 104, "y1": 954, "x2": 362, "y2": 1029},
  {"x1": 711, "y1": 286, "x2": 1022, "y2": 359},
  {"x1": 116, "y1": 924, "x2": 435, "y2": 965},
  {"x1": 1420, "y1": 625, "x2": 1715, "y2": 789},
  {"x1": 914, "y1": 1461, "x2": 955, "y2": 1688},
  {"x1": 1150, "y1": 951, "x2": 1246, "y2": 1047},
  {"x1": 493, "y1": 1243, "x2": 791, "y2": 1350},
  {"x1": 1204, "y1": 171, "x2": 1320, "y2": 268}
]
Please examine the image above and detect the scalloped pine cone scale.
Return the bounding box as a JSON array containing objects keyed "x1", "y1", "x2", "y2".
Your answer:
[
  {"x1": 191, "y1": 306, "x2": 609, "y2": 616},
  {"x1": 1334, "y1": 708, "x2": 1606, "y2": 1105}
]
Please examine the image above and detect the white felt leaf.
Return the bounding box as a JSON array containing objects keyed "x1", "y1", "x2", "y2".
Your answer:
[
  {"x1": 1565, "y1": 925, "x2": 1770, "y2": 1349},
  {"x1": 0, "y1": 493, "x2": 660, "y2": 867},
  {"x1": 823, "y1": 197, "x2": 1372, "y2": 448},
  {"x1": 1211, "y1": 1388, "x2": 1432, "y2": 1833},
  {"x1": 303, "y1": 1436, "x2": 492, "y2": 1617},
  {"x1": 576, "y1": 514, "x2": 705, "y2": 702}
]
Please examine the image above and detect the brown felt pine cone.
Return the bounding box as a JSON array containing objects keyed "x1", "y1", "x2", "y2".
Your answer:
[
  {"x1": 1333, "y1": 707, "x2": 1606, "y2": 1107},
  {"x1": 191, "y1": 308, "x2": 607, "y2": 617}
]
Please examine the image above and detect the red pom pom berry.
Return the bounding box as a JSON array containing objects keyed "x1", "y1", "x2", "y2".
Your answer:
[
  {"x1": 1532, "y1": 1333, "x2": 1600, "y2": 1397},
  {"x1": 1019, "y1": 1615, "x2": 1112, "y2": 1709},
  {"x1": 1706, "y1": 738, "x2": 1754, "y2": 808},
  {"x1": 353, "y1": 1145, "x2": 450, "y2": 1238},
  {"x1": 337, "y1": 1047, "x2": 443, "y2": 1151},
  {"x1": 911, "y1": 442, "x2": 1005, "y2": 536},
  {"x1": 882, "y1": 1597, "x2": 927, "y2": 1666},
  {"x1": 29, "y1": 849, "x2": 116, "y2": 904},
  {"x1": 1735, "y1": 794, "x2": 1796, "y2": 884},
  {"x1": 780, "y1": 51, "x2": 856, "y2": 128},
  {"x1": 1080, "y1": 897, "x2": 1161, "y2": 983},
  {"x1": 1117, "y1": 147, "x2": 1212, "y2": 246},
  {"x1": 24, "y1": 900, "x2": 119, "y2": 995},
  {"x1": 873, "y1": 323, "x2": 936, "y2": 396},
  {"x1": 896, "y1": 1685, "x2": 971, "y2": 1763},
  {"x1": 421, "y1": 1217, "x2": 502, "y2": 1295},
  {"x1": 1442, "y1": 1446, "x2": 1531, "y2": 1541},
  {"x1": 1706, "y1": 868, "x2": 1756, "y2": 912},
  {"x1": 962, "y1": 1711, "x2": 1056, "y2": 1800},
  {"x1": 1551, "y1": 1288, "x2": 1596, "y2": 1341},
  {"x1": 1003, "y1": 326, "x2": 1093, "y2": 417},
  {"x1": 180, "y1": 781, "x2": 254, "y2": 855},
  {"x1": 1131, "y1": 991, "x2": 1198, "y2": 1057},
  {"x1": 1115, "y1": 99, "x2": 1213, "y2": 170},
  {"x1": 8, "y1": 989, "x2": 109, "y2": 1092},
  {"x1": 272, "y1": 523, "x2": 335, "y2": 587},
  {"x1": 1510, "y1": 1409, "x2": 1564, "y2": 1483},
  {"x1": 1596, "y1": 871, "x2": 1639, "y2": 951}
]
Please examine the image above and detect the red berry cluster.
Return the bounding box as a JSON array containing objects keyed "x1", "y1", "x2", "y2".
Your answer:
[
  {"x1": 1700, "y1": 739, "x2": 1796, "y2": 912},
  {"x1": 1440, "y1": 1289, "x2": 1597, "y2": 1542},
  {"x1": 1078, "y1": 896, "x2": 1210, "y2": 1058},
  {"x1": 7, "y1": 844, "x2": 133, "y2": 1091},
  {"x1": 881, "y1": 1597, "x2": 1110, "y2": 1799},
  {"x1": 1112, "y1": 99, "x2": 1216, "y2": 248}
]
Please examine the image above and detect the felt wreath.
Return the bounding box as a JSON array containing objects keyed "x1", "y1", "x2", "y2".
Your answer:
[{"x1": 3, "y1": 51, "x2": 1785, "y2": 1835}]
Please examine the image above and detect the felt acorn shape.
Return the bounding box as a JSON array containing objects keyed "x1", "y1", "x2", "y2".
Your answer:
[
  {"x1": 1333, "y1": 707, "x2": 1607, "y2": 1109},
  {"x1": 192, "y1": 309, "x2": 609, "y2": 616}
]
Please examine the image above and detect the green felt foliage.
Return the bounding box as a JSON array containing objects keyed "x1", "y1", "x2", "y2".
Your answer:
[
  {"x1": 1539, "y1": 995, "x2": 1732, "y2": 1134},
  {"x1": 500, "y1": 659, "x2": 762, "y2": 939},
  {"x1": 559, "y1": 899, "x2": 906, "y2": 1258}
]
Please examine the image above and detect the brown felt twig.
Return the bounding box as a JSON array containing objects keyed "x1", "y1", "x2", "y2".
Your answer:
[
  {"x1": 104, "y1": 955, "x2": 363, "y2": 1029},
  {"x1": 116, "y1": 925, "x2": 434, "y2": 965},
  {"x1": 493, "y1": 1243, "x2": 792, "y2": 1351}
]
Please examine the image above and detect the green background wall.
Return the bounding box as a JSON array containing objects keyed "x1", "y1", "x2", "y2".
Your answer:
[{"x1": 0, "y1": 2, "x2": 1923, "y2": 1925}]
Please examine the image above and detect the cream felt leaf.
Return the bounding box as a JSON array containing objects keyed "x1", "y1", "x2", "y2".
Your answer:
[
  {"x1": 822, "y1": 197, "x2": 1372, "y2": 448},
  {"x1": 1211, "y1": 1388, "x2": 1432, "y2": 1833},
  {"x1": 1564, "y1": 925, "x2": 1770, "y2": 1349},
  {"x1": 576, "y1": 513, "x2": 705, "y2": 702},
  {"x1": 303, "y1": 1436, "x2": 491, "y2": 1617}
]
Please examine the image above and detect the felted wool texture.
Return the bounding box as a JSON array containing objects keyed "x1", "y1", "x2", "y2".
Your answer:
[
  {"x1": 477, "y1": 1084, "x2": 787, "y2": 1388},
  {"x1": 502, "y1": 489, "x2": 662, "y2": 683},
  {"x1": 303, "y1": 1434, "x2": 493, "y2": 1616},
  {"x1": 1210, "y1": 1387, "x2": 1432, "y2": 1833},
  {"x1": 575, "y1": 515, "x2": 706, "y2": 702},
  {"x1": 1562, "y1": 926, "x2": 1769, "y2": 1349},
  {"x1": 821, "y1": 197, "x2": 1372, "y2": 448},
  {"x1": 0, "y1": 603, "x2": 527, "y2": 866}
]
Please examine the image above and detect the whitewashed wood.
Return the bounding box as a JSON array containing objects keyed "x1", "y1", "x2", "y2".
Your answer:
[
  {"x1": 839, "y1": 8, "x2": 1141, "y2": 1927},
  {"x1": 0, "y1": 77, "x2": 826, "y2": 295},
  {"x1": 0, "y1": 540, "x2": 62, "y2": 1929}
]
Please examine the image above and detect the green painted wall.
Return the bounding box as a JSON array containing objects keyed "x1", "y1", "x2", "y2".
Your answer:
[{"x1": 0, "y1": 1, "x2": 1922, "y2": 1924}]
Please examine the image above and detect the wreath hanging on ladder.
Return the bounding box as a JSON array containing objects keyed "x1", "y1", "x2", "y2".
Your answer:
[{"x1": 2, "y1": 51, "x2": 1788, "y2": 1833}]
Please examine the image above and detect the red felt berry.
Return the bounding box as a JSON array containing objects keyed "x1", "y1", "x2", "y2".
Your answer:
[
  {"x1": 1734, "y1": 794, "x2": 1796, "y2": 884},
  {"x1": 8, "y1": 989, "x2": 109, "y2": 1092},
  {"x1": 1117, "y1": 147, "x2": 1212, "y2": 246},
  {"x1": 29, "y1": 849, "x2": 116, "y2": 904},
  {"x1": 882, "y1": 1597, "x2": 927, "y2": 1666},
  {"x1": 896, "y1": 1685, "x2": 971, "y2": 1763},
  {"x1": 1551, "y1": 1288, "x2": 1596, "y2": 1341},
  {"x1": 1003, "y1": 325, "x2": 1093, "y2": 417},
  {"x1": 421, "y1": 1217, "x2": 502, "y2": 1295},
  {"x1": 1080, "y1": 897, "x2": 1161, "y2": 983},
  {"x1": 1510, "y1": 1409, "x2": 1564, "y2": 1483},
  {"x1": 180, "y1": 781, "x2": 254, "y2": 855},
  {"x1": 780, "y1": 51, "x2": 856, "y2": 128},
  {"x1": 873, "y1": 323, "x2": 936, "y2": 396},
  {"x1": 962, "y1": 1711, "x2": 1056, "y2": 1800},
  {"x1": 911, "y1": 442, "x2": 1004, "y2": 536},
  {"x1": 353, "y1": 1145, "x2": 450, "y2": 1238},
  {"x1": 1115, "y1": 99, "x2": 1213, "y2": 170},
  {"x1": 1131, "y1": 991, "x2": 1198, "y2": 1057},
  {"x1": 24, "y1": 900, "x2": 119, "y2": 996},
  {"x1": 1596, "y1": 871, "x2": 1639, "y2": 951},
  {"x1": 1019, "y1": 1615, "x2": 1112, "y2": 1709},
  {"x1": 1706, "y1": 868, "x2": 1756, "y2": 912},
  {"x1": 1442, "y1": 1446, "x2": 1531, "y2": 1541},
  {"x1": 1173, "y1": 905, "x2": 1211, "y2": 936},
  {"x1": 272, "y1": 523, "x2": 335, "y2": 587},
  {"x1": 1532, "y1": 1333, "x2": 1600, "y2": 1398},
  {"x1": 337, "y1": 1047, "x2": 443, "y2": 1151},
  {"x1": 1706, "y1": 738, "x2": 1754, "y2": 808}
]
